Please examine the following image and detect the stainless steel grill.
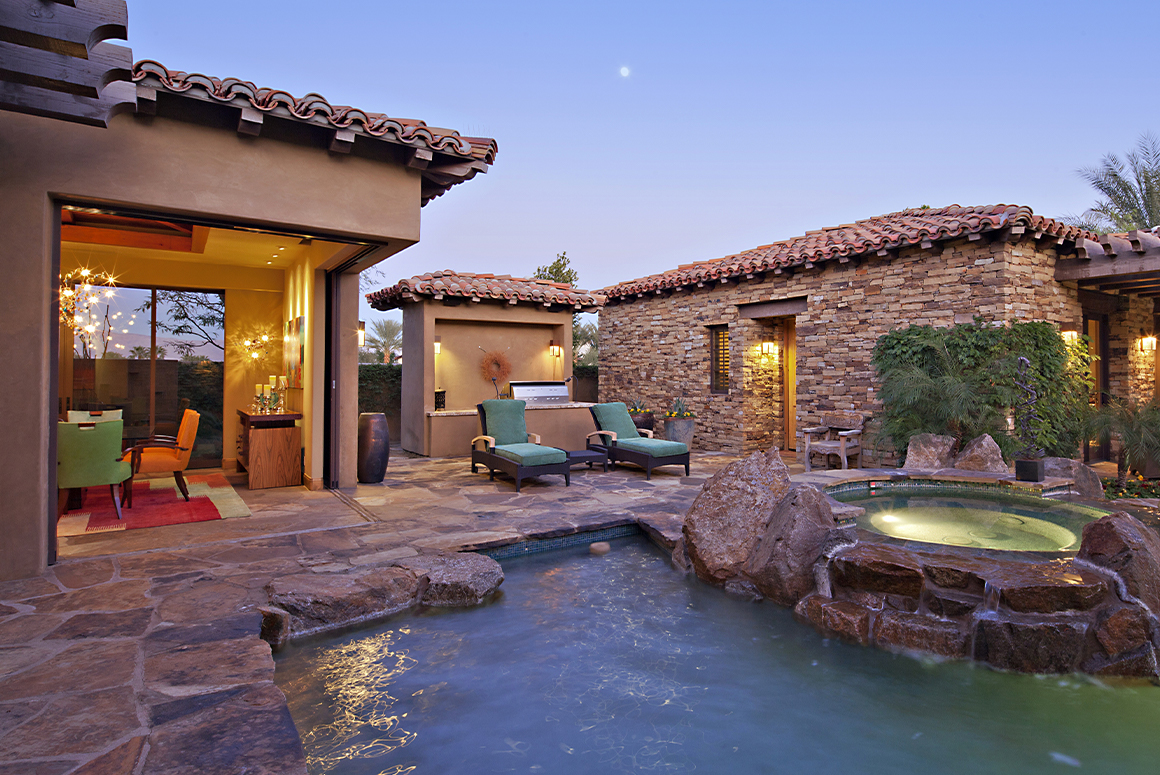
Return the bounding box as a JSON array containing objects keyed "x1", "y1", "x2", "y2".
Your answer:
[{"x1": 508, "y1": 380, "x2": 570, "y2": 405}]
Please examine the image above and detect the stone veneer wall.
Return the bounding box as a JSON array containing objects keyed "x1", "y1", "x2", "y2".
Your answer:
[
  {"x1": 1109, "y1": 295, "x2": 1157, "y2": 405},
  {"x1": 600, "y1": 236, "x2": 1084, "y2": 459}
]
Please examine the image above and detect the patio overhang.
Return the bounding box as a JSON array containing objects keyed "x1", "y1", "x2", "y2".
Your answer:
[{"x1": 1056, "y1": 231, "x2": 1160, "y2": 298}]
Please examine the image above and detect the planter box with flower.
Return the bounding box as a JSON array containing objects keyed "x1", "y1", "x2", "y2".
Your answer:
[
  {"x1": 627, "y1": 399, "x2": 654, "y2": 432},
  {"x1": 663, "y1": 398, "x2": 695, "y2": 447}
]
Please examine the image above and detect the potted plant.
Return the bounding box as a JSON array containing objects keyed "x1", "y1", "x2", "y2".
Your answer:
[
  {"x1": 663, "y1": 398, "x2": 696, "y2": 447},
  {"x1": 627, "y1": 399, "x2": 654, "y2": 431},
  {"x1": 1088, "y1": 398, "x2": 1160, "y2": 489}
]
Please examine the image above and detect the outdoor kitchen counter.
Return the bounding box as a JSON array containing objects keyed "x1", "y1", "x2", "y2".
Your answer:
[{"x1": 425, "y1": 403, "x2": 596, "y2": 458}]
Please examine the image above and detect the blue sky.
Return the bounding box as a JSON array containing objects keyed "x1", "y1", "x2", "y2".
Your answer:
[{"x1": 128, "y1": 0, "x2": 1160, "y2": 325}]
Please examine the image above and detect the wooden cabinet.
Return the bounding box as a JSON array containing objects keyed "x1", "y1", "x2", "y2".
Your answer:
[{"x1": 236, "y1": 410, "x2": 302, "y2": 489}]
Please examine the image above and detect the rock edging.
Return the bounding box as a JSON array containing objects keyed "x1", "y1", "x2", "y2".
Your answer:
[{"x1": 261, "y1": 551, "x2": 503, "y2": 647}]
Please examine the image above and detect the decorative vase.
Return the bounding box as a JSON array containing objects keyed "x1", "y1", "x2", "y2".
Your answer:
[
  {"x1": 664, "y1": 417, "x2": 695, "y2": 447},
  {"x1": 1015, "y1": 459, "x2": 1045, "y2": 482},
  {"x1": 630, "y1": 411, "x2": 654, "y2": 432},
  {"x1": 357, "y1": 413, "x2": 390, "y2": 483}
]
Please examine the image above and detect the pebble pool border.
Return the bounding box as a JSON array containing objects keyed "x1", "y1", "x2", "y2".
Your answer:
[{"x1": 478, "y1": 524, "x2": 643, "y2": 559}]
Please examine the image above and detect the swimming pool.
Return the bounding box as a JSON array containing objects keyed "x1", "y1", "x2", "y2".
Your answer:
[{"x1": 275, "y1": 538, "x2": 1160, "y2": 774}]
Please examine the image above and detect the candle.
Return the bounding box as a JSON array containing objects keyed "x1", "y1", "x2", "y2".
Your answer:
[
  {"x1": 264, "y1": 384, "x2": 272, "y2": 396},
  {"x1": 280, "y1": 375, "x2": 288, "y2": 389},
  {"x1": 255, "y1": 383, "x2": 263, "y2": 396},
  {"x1": 268, "y1": 375, "x2": 277, "y2": 387}
]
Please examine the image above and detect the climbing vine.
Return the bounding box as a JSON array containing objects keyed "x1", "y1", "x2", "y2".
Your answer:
[{"x1": 872, "y1": 319, "x2": 1094, "y2": 461}]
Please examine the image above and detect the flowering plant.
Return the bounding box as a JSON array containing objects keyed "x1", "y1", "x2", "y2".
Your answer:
[
  {"x1": 628, "y1": 399, "x2": 650, "y2": 415},
  {"x1": 664, "y1": 398, "x2": 695, "y2": 418}
]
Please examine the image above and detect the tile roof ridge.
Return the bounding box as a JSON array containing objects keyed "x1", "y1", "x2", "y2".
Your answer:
[
  {"x1": 131, "y1": 60, "x2": 497, "y2": 164},
  {"x1": 599, "y1": 203, "x2": 1097, "y2": 300}
]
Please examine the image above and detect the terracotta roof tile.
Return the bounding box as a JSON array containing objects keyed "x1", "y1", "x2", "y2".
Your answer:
[
  {"x1": 367, "y1": 270, "x2": 605, "y2": 311},
  {"x1": 600, "y1": 204, "x2": 1094, "y2": 301},
  {"x1": 131, "y1": 60, "x2": 496, "y2": 204}
]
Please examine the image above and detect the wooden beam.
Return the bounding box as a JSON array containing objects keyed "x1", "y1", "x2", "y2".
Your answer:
[
  {"x1": 0, "y1": 0, "x2": 127, "y2": 58},
  {"x1": 0, "y1": 39, "x2": 129, "y2": 98},
  {"x1": 329, "y1": 128, "x2": 356, "y2": 153},
  {"x1": 406, "y1": 147, "x2": 433, "y2": 169},
  {"x1": 1078, "y1": 289, "x2": 1130, "y2": 315},
  {"x1": 61, "y1": 224, "x2": 193, "y2": 252},
  {"x1": 237, "y1": 106, "x2": 263, "y2": 136},
  {"x1": 0, "y1": 76, "x2": 134, "y2": 127},
  {"x1": 190, "y1": 226, "x2": 210, "y2": 254},
  {"x1": 1055, "y1": 252, "x2": 1160, "y2": 282}
]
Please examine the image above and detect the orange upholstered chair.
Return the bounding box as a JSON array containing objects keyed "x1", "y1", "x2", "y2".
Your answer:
[{"x1": 124, "y1": 409, "x2": 200, "y2": 501}]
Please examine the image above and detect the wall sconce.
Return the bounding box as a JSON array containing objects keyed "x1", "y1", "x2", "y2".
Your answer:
[
  {"x1": 549, "y1": 339, "x2": 562, "y2": 357},
  {"x1": 760, "y1": 340, "x2": 777, "y2": 356},
  {"x1": 1141, "y1": 335, "x2": 1157, "y2": 353},
  {"x1": 1061, "y1": 329, "x2": 1079, "y2": 344},
  {"x1": 357, "y1": 321, "x2": 365, "y2": 347},
  {"x1": 433, "y1": 335, "x2": 441, "y2": 354}
]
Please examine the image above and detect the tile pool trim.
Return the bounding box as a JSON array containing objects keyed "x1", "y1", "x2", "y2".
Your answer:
[
  {"x1": 477, "y1": 524, "x2": 643, "y2": 559},
  {"x1": 825, "y1": 478, "x2": 1076, "y2": 500}
]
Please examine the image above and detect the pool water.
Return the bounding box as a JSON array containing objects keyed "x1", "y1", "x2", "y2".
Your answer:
[
  {"x1": 833, "y1": 488, "x2": 1107, "y2": 552},
  {"x1": 275, "y1": 538, "x2": 1160, "y2": 774}
]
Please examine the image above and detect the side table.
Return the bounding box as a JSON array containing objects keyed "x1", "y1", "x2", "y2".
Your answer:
[
  {"x1": 237, "y1": 409, "x2": 302, "y2": 489},
  {"x1": 566, "y1": 448, "x2": 608, "y2": 472}
]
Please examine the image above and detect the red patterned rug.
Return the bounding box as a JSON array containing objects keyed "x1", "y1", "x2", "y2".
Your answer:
[{"x1": 57, "y1": 472, "x2": 250, "y2": 536}]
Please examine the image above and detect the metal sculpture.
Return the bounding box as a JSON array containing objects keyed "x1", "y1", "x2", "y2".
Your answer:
[{"x1": 1013, "y1": 356, "x2": 1045, "y2": 460}]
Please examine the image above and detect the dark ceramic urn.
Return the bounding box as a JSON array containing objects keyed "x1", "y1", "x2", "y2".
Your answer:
[{"x1": 357, "y1": 412, "x2": 390, "y2": 483}]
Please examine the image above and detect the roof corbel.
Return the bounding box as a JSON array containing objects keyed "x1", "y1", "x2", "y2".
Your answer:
[
  {"x1": 406, "y1": 147, "x2": 433, "y2": 169},
  {"x1": 329, "y1": 128, "x2": 356, "y2": 154},
  {"x1": 237, "y1": 106, "x2": 263, "y2": 137}
]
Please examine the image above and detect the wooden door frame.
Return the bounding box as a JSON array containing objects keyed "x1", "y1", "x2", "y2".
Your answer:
[{"x1": 782, "y1": 318, "x2": 797, "y2": 450}]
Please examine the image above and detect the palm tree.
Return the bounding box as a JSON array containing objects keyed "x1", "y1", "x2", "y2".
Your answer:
[
  {"x1": 1087, "y1": 398, "x2": 1160, "y2": 487},
  {"x1": 1065, "y1": 133, "x2": 1160, "y2": 232},
  {"x1": 364, "y1": 318, "x2": 402, "y2": 363}
]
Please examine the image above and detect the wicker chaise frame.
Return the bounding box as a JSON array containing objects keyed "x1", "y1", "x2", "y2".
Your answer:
[
  {"x1": 586, "y1": 406, "x2": 690, "y2": 480},
  {"x1": 470, "y1": 403, "x2": 570, "y2": 493}
]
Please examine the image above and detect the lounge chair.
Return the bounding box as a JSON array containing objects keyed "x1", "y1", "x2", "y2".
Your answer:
[
  {"x1": 587, "y1": 402, "x2": 690, "y2": 479},
  {"x1": 471, "y1": 400, "x2": 570, "y2": 492}
]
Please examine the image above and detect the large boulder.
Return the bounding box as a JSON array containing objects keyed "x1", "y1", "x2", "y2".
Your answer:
[
  {"x1": 682, "y1": 448, "x2": 791, "y2": 586},
  {"x1": 265, "y1": 566, "x2": 422, "y2": 637},
  {"x1": 1043, "y1": 457, "x2": 1105, "y2": 499},
  {"x1": 741, "y1": 485, "x2": 841, "y2": 606},
  {"x1": 953, "y1": 434, "x2": 1008, "y2": 474},
  {"x1": 393, "y1": 552, "x2": 503, "y2": 607},
  {"x1": 904, "y1": 434, "x2": 956, "y2": 470},
  {"x1": 1077, "y1": 512, "x2": 1160, "y2": 616}
]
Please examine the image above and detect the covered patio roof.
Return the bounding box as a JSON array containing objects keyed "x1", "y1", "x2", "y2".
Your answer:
[{"x1": 1056, "y1": 229, "x2": 1160, "y2": 298}]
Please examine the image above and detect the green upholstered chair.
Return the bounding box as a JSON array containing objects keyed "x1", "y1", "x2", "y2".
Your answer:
[
  {"x1": 58, "y1": 420, "x2": 135, "y2": 520},
  {"x1": 588, "y1": 402, "x2": 690, "y2": 479},
  {"x1": 471, "y1": 400, "x2": 570, "y2": 492}
]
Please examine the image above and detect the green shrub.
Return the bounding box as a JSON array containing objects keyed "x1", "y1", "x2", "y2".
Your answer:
[
  {"x1": 872, "y1": 319, "x2": 1093, "y2": 461},
  {"x1": 359, "y1": 364, "x2": 402, "y2": 416}
]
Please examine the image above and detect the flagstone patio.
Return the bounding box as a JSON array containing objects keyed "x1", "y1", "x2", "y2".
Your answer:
[{"x1": 1, "y1": 450, "x2": 756, "y2": 775}]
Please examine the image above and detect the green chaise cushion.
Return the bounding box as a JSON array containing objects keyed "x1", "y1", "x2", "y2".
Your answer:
[
  {"x1": 615, "y1": 437, "x2": 688, "y2": 458},
  {"x1": 481, "y1": 399, "x2": 529, "y2": 446},
  {"x1": 494, "y1": 443, "x2": 567, "y2": 466},
  {"x1": 591, "y1": 402, "x2": 641, "y2": 446}
]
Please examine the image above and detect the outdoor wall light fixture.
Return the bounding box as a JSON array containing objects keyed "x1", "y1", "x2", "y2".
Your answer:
[
  {"x1": 434, "y1": 335, "x2": 441, "y2": 354},
  {"x1": 357, "y1": 321, "x2": 365, "y2": 347},
  {"x1": 1141, "y1": 335, "x2": 1157, "y2": 353},
  {"x1": 760, "y1": 340, "x2": 777, "y2": 356},
  {"x1": 549, "y1": 339, "x2": 562, "y2": 357},
  {"x1": 1061, "y1": 330, "x2": 1080, "y2": 344}
]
